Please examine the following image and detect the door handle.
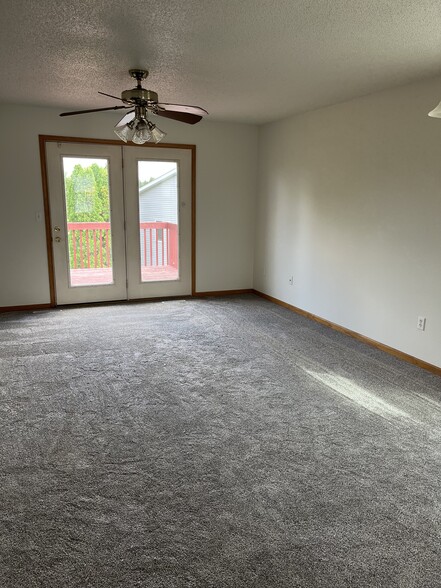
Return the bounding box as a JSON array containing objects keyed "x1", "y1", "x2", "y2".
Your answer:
[
  {"x1": 54, "y1": 226, "x2": 61, "y2": 232},
  {"x1": 54, "y1": 236, "x2": 61, "y2": 243}
]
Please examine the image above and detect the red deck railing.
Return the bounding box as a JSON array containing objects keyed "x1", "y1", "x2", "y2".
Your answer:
[{"x1": 67, "y1": 222, "x2": 178, "y2": 269}]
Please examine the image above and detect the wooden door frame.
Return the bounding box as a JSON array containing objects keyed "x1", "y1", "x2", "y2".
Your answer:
[{"x1": 39, "y1": 135, "x2": 197, "y2": 306}]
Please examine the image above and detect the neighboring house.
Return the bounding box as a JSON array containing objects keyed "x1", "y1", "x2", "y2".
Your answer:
[
  {"x1": 138, "y1": 168, "x2": 178, "y2": 267},
  {"x1": 139, "y1": 168, "x2": 178, "y2": 224}
]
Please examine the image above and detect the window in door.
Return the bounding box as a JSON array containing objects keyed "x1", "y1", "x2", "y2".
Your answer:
[
  {"x1": 62, "y1": 157, "x2": 114, "y2": 287},
  {"x1": 137, "y1": 160, "x2": 179, "y2": 283}
]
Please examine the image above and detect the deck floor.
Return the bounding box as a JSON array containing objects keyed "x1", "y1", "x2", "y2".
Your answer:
[{"x1": 70, "y1": 266, "x2": 179, "y2": 286}]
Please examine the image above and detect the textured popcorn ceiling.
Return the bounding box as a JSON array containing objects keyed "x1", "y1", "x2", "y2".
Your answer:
[{"x1": 0, "y1": 0, "x2": 441, "y2": 123}]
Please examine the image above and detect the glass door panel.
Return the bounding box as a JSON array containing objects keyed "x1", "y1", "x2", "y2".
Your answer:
[
  {"x1": 124, "y1": 146, "x2": 193, "y2": 300},
  {"x1": 45, "y1": 142, "x2": 127, "y2": 305},
  {"x1": 45, "y1": 141, "x2": 193, "y2": 305},
  {"x1": 62, "y1": 157, "x2": 114, "y2": 287},
  {"x1": 137, "y1": 160, "x2": 179, "y2": 283}
]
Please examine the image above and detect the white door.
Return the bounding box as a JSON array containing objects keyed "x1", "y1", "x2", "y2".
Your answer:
[
  {"x1": 45, "y1": 141, "x2": 193, "y2": 304},
  {"x1": 46, "y1": 142, "x2": 127, "y2": 305},
  {"x1": 123, "y1": 146, "x2": 192, "y2": 299}
]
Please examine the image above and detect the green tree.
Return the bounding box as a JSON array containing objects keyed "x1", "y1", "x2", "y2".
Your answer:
[
  {"x1": 139, "y1": 177, "x2": 155, "y2": 189},
  {"x1": 65, "y1": 163, "x2": 110, "y2": 223},
  {"x1": 64, "y1": 164, "x2": 112, "y2": 269}
]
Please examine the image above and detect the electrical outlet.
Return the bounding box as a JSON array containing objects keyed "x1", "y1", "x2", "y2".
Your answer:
[
  {"x1": 417, "y1": 316, "x2": 426, "y2": 331},
  {"x1": 288, "y1": 276, "x2": 294, "y2": 285}
]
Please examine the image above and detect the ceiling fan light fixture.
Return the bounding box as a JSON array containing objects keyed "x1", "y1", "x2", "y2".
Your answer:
[
  {"x1": 147, "y1": 120, "x2": 167, "y2": 143},
  {"x1": 132, "y1": 119, "x2": 152, "y2": 144},
  {"x1": 114, "y1": 120, "x2": 135, "y2": 142},
  {"x1": 428, "y1": 101, "x2": 441, "y2": 118}
]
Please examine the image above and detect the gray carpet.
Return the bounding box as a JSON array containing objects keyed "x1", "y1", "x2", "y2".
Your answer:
[{"x1": 1, "y1": 295, "x2": 441, "y2": 587}]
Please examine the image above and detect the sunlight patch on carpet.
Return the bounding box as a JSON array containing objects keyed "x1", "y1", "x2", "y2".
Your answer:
[{"x1": 305, "y1": 369, "x2": 415, "y2": 423}]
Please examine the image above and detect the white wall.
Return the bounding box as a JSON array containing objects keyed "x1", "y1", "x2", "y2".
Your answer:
[
  {"x1": 254, "y1": 77, "x2": 441, "y2": 368},
  {"x1": 2, "y1": 77, "x2": 441, "y2": 368},
  {"x1": 0, "y1": 104, "x2": 257, "y2": 306}
]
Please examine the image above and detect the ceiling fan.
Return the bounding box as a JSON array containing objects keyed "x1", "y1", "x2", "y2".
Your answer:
[{"x1": 59, "y1": 69, "x2": 208, "y2": 144}]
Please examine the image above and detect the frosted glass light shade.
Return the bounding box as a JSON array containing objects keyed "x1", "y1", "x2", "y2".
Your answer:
[
  {"x1": 145, "y1": 119, "x2": 166, "y2": 143},
  {"x1": 132, "y1": 120, "x2": 152, "y2": 144},
  {"x1": 114, "y1": 121, "x2": 135, "y2": 142},
  {"x1": 428, "y1": 101, "x2": 441, "y2": 118},
  {"x1": 149, "y1": 125, "x2": 166, "y2": 143}
]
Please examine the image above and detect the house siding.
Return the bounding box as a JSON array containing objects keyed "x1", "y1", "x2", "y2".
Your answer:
[
  {"x1": 139, "y1": 174, "x2": 178, "y2": 224},
  {"x1": 138, "y1": 172, "x2": 178, "y2": 266}
]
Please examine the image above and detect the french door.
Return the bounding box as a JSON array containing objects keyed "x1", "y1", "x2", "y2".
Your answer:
[{"x1": 45, "y1": 140, "x2": 193, "y2": 305}]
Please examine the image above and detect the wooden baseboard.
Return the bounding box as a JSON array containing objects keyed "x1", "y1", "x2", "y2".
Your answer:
[
  {"x1": 253, "y1": 290, "x2": 441, "y2": 377},
  {"x1": 193, "y1": 289, "x2": 254, "y2": 297},
  {"x1": 0, "y1": 303, "x2": 52, "y2": 314}
]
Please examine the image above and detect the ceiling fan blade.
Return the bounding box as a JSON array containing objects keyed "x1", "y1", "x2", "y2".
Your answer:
[
  {"x1": 98, "y1": 91, "x2": 130, "y2": 103},
  {"x1": 158, "y1": 103, "x2": 208, "y2": 116},
  {"x1": 60, "y1": 105, "x2": 131, "y2": 117},
  {"x1": 155, "y1": 109, "x2": 203, "y2": 125}
]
